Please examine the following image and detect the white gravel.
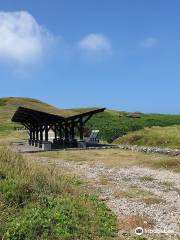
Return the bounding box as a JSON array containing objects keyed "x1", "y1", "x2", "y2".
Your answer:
[{"x1": 38, "y1": 158, "x2": 180, "y2": 240}]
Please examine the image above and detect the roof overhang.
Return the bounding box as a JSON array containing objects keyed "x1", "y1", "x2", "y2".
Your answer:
[{"x1": 11, "y1": 106, "x2": 105, "y2": 126}]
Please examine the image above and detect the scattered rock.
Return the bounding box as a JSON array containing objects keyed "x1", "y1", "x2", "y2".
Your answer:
[{"x1": 117, "y1": 144, "x2": 180, "y2": 156}]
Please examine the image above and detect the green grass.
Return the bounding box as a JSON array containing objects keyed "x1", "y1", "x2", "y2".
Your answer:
[
  {"x1": 113, "y1": 125, "x2": 180, "y2": 149},
  {"x1": 0, "y1": 147, "x2": 118, "y2": 240}
]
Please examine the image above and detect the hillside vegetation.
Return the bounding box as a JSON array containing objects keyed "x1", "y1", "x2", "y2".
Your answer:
[
  {"x1": 0, "y1": 147, "x2": 117, "y2": 239},
  {"x1": 87, "y1": 110, "x2": 180, "y2": 143},
  {"x1": 113, "y1": 125, "x2": 180, "y2": 149},
  {"x1": 1, "y1": 97, "x2": 180, "y2": 144}
]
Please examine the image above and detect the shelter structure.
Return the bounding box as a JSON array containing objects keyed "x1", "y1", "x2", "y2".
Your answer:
[{"x1": 12, "y1": 106, "x2": 105, "y2": 149}]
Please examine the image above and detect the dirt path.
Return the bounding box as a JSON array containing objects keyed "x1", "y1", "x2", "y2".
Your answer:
[{"x1": 37, "y1": 157, "x2": 180, "y2": 240}]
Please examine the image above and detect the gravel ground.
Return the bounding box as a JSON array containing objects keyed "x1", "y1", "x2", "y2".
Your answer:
[{"x1": 37, "y1": 157, "x2": 180, "y2": 240}]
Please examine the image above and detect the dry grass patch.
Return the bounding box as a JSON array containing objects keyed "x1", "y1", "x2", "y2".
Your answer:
[
  {"x1": 122, "y1": 177, "x2": 133, "y2": 182},
  {"x1": 160, "y1": 181, "x2": 174, "y2": 191},
  {"x1": 113, "y1": 188, "x2": 163, "y2": 205},
  {"x1": 113, "y1": 187, "x2": 150, "y2": 199},
  {"x1": 0, "y1": 131, "x2": 28, "y2": 146},
  {"x1": 113, "y1": 190, "x2": 129, "y2": 198},
  {"x1": 119, "y1": 215, "x2": 154, "y2": 231},
  {"x1": 174, "y1": 188, "x2": 180, "y2": 195},
  {"x1": 34, "y1": 148, "x2": 180, "y2": 172},
  {"x1": 142, "y1": 196, "x2": 164, "y2": 205},
  {"x1": 99, "y1": 175, "x2": 111, "y2": 185},
  {"x1": 123, "y1": 187, "x2": 151, "y2": 199}
]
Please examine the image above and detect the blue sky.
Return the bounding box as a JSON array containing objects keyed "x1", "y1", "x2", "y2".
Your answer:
[{"x1": 0, "y1": 0, "x2": 180, "y2": 114}]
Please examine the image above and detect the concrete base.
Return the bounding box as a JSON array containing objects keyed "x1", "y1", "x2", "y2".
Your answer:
[
  {"x1": 89, "y1": 139, "x2": 99, "y2": 143},
  {"x1": 38, "y1": 141, "x2": 42, "y2": 148},
  {"x1": 78, "y1": 140, "x2": 86, "y2": 148},
  {"x1": 42, "y1": 141, "x2": 52, "y2": 151},
  {"x1": 35, "y1": 140, "x2": 39, "y2": 147},
  {"x1": 70, "y1": 139, "x2": 78, "y2": 147}
]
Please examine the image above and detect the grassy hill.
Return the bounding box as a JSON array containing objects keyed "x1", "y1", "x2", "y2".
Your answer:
[
  {"x1": 1, "y1": 97, "x2": 180, "y2": 144},
  {"x1": 0, "y1": 97, "x2": 97, "y2": 136},
  {"x1": 113, "y1": 125, "x2": 180, "y2": 149}
]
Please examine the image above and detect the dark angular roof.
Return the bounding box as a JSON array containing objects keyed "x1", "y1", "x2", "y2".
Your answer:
[{"x1": 12, "y1": 106, "x2": 105, "y2": 125}]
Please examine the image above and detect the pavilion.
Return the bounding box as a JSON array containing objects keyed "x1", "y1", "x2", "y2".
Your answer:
[{"x1": 12, "y1": 106, "x2": 105, "y2": 149}]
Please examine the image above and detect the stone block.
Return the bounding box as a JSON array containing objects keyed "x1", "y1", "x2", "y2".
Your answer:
[
  {"x1": 42, "y1": 141, "x2": 52, "y2": 151},
  {"x1": 78, "y1": 140, "x2": 86, "y2": 148}
]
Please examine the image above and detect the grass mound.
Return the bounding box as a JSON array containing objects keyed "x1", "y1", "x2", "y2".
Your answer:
[
  {"x1": 113, "y1": 125, "x2": 180, "y2": 149},
  {"x1": 0, "y1": 147, "x2": 117, "y2": 240}
]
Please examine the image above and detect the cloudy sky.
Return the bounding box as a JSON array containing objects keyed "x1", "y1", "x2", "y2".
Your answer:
[{"x1": 0, "y1": 0, "x2": 180, "y2": 113}]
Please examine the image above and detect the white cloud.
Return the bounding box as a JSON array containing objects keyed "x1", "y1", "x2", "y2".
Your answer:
[
  {"x1": 79, "y1": 33, "x2": 112, "y2": 54},
  {"x1": 140, "y1": 37, "x2": 159, "y2": 48},
  {"x1": 0, "y1": 11, "x2": 54, "y2": 63}
]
